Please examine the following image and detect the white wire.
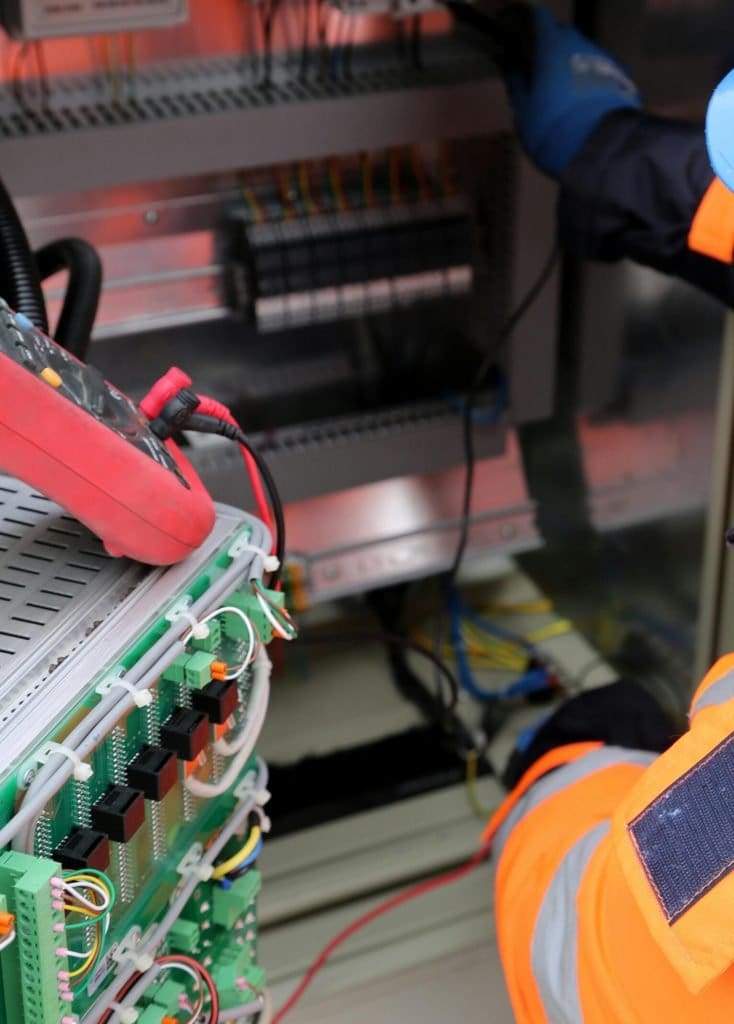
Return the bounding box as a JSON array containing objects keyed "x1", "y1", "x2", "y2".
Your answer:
[
  {"x1": 62, "y1": 879, "x2": 111, "y2": 913},
  {"x1": 0, "y1": 929, "x2": 15, "y2": 952},
  {"x1": 184, "y1": 606, "x2": 258, "y2": 679},
  {"x1": 213, "y1": 644, "x2": 272, "y2": 758},
  {"x1": 187, "y1": 648, "x2": 271, "y2": 796},
  {"x1": 62, "y1": 946, "x2": 96, "y2": 960},
  {"x1": 254, "y1": 592, "x2": 293, "y2": 641}
]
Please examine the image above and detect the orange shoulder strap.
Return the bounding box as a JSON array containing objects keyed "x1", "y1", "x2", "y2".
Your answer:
[{"x1": 688, "y1": 177, "x2": 734, "y2": 262}]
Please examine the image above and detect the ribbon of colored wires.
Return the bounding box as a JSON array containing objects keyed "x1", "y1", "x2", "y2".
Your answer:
[{"x1": 58, "y1": 869, "x2": 115, "y2": 990}]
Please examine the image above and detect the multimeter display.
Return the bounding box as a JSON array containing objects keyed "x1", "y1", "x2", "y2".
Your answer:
[{"x1": 0, "y1": 302, "x2": 188, "y2": 483}]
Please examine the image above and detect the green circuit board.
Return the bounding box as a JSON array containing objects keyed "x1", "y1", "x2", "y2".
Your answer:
[{"x1": 0, "y1": 511, "x2": 285, "y2": 1024}]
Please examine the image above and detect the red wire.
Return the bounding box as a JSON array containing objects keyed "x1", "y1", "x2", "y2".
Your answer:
[
  {"x1": 156, "y1": 954, "x2": 219, "y2": 1023},
  {"x1": 194, "y1": 394, "x2": 274, "y2": 542},
  {"x1": 271, "y1": 843, "x2": 492, "y2": 1023},
  {"x1": 99, "y1": 956, "x2": 219, "y2": 1024}
]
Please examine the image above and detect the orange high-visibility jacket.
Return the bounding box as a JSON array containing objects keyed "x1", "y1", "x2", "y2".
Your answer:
[{"x1": 489, "y1": 653, "x2": 734, "y2": 1022}]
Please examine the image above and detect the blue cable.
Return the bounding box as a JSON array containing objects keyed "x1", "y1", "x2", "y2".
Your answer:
[
  {"x1": 454, "y1": 593, "x2": 536, "y2": 655},
  {"x1": 448, "y1": 589, "x2": 551, "y2": 703},
  {"x1": 218, "y1": 836, "x2": 264, "y2": 889},
  {"x1": 444, "y1": 373, "x2": 508, "y2": 425}
]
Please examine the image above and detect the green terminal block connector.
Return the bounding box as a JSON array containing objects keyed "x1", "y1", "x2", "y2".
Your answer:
[
  {"x1": 190, "y1": 618, "x2": 221, "y2": 653},
  {"x1": 226, "y1": 589, "x2": 286, "y2": 644},
  {"x1": 214, "y1": 952, "x2": 266, "y2": 1010},
  {"x1": 163, "y1": 652, "x2": 217, "y2": 689},
  {"x1": 168, "y1": 917, "x2": 201, "y2": 954},
  {"x1": 162, "y1": 653, "x2": 189, "y2": 684},
  {"x1": 0, "y1": 851, "x2": 68, "y2": 1024},
  {"x1": 0, "y1": 892, "x2": 23, "y2": 1024},
  {"x1": 136, "y1": 1007, "x2": 168, "y2": 1024},
  {"x1": 212, "y1": 870, "x2": 262, "y2": 928},
  {"x1": 183, "y1": 652, "x2": 217, "y2": 689}
]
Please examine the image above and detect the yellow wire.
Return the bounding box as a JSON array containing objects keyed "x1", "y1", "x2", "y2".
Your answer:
[
  {"x1": 465, "y1": 751, "x2": 496, "y2": 820},
  {"x1": 410, "y1": 628, "x2": 527, "y2": 672},
  {"x1": 211, "y1": 826, "x2": 262, "y2": 880},
  {"x1": 67, "y1": 928, "x2": 101, "y2": 980},
  {"x1": 298, "y1": 162, "x2": 319, "y2": 217},
  {"x1": 483, "y1": 599, "x2": 555, "y2": 616},
  {"x1": 276, "y1": 166, "x2": 296, "y2": 220},
  {"x1": 525, "y1": 620, "x2": 574, "y2": 644},
  {"x1": 241, "y1": 184, "x2": 266, "y2": 224},
  {"x1": 63, "y1": 872, "x2": 111, "y2": 889},
  {"x1": 329, "y1": 159, "x2": 347, "y2": 212},
  {"x1": 61, "y1": 903, "x2": 98, "y2": 917}
]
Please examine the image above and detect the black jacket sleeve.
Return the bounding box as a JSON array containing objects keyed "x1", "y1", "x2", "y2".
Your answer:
[{"x1": 558, "y1": 108, "x2": 734, "y2": 306}]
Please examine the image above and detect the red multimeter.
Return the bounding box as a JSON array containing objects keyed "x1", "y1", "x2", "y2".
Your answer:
[{"x1": 0, "y1": 299, "x2": 215, "y2": 565}]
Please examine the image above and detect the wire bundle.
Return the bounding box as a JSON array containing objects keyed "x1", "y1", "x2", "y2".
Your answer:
[
  {"x1": 445, "y1": 588, "x2": 561, "y2": 703},
  {"x1": 56, "y1": 869, "x2": 116, "y2": 991},
  {"x1": 102, "y1": 955, "x2": 219, "y2": 1024},
  {"x1": 212, "y1": 824, "x2": 263, "y2": 889},
  {"x1": 251, "y1": 580, "x2": 297, "y2": 641}
]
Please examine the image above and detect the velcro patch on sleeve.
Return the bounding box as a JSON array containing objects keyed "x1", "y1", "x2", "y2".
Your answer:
[{"x1": 628, "y1": 732, "x2": 734, "y2": 924}]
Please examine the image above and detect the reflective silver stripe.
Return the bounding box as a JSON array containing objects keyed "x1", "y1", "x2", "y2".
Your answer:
[
  {"x1": 530, "y1": 822, "x2": 609, "y2": 1024},
  {"x1": 494, "y1": 747, "x2": 654, "y2": 860},
  {"x1": 690, "y1": 669, "x2": 734, "y2": 718}
]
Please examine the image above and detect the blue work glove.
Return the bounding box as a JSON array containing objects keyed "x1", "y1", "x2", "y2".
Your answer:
[
  {"x1": 502, "y1": 4, "x2": 641, "y2": 178},
  {"x1": 706, "y1": 68, "x2": 734, "y2": 191}
]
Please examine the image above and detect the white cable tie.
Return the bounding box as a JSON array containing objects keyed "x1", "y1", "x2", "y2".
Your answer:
[
  {"x1": 195, "y1": 864, "x2": 213, "y2": 881},
  {"x1": 108, "y1": 679, "x2": 153, "y2": 708},
  {"x1": 131, "y1": 953, "x2": 154, "y2": 973},
  {"x1": 185, "y1": 613, "x2": 210, "y2": 640},
  {"x1": 228, "y1": 534, "x2": 279, "y2": 574},
  {"x1": 110, "y1": 1004, "x2": 139, "y2": 1024},
  {"x1": 39, "y1": 742, "x2": 93, "y2": 783},
  {"x1": 179, "y1": 610, "x2": 209, "y2": 640},
  {"x1": 165, "y1": 597, "x2": 209, "y2": 639}
]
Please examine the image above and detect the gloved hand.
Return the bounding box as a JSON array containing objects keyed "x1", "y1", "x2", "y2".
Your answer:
[{"x1": 499, "y1": 4, "x2": 641, "y2": 177}]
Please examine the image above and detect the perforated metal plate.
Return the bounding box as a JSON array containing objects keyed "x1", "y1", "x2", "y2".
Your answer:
[
  {"x1": 0, "y1": 480, "x2": 146, "y2": 673},
  {"x1": 0, "y1": 45, "x2": 491, "y2": 141},
  {"x1": 0, "y1": 474, "x2": 259, "y2": 774}
]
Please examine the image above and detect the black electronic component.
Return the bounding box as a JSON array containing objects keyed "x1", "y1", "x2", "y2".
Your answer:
[
  {"x1": 160, "y1": 707, "x2": 210, "y2": 761},
  {"x1": 53, "y1": 827, "x2": 111, "y2": 871},
  {"x1": 91, "y1": 784, "x2": 146, "y2": 844},
  {"x1": 127, "y1": 745, "x2": 178, "y2": 801},
  {"x1": 191, "y1": 678, "x2": 239, "y2": 724},
  {"x1": 236, "y1": 197, "x2": 474, "y2": 331}
]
